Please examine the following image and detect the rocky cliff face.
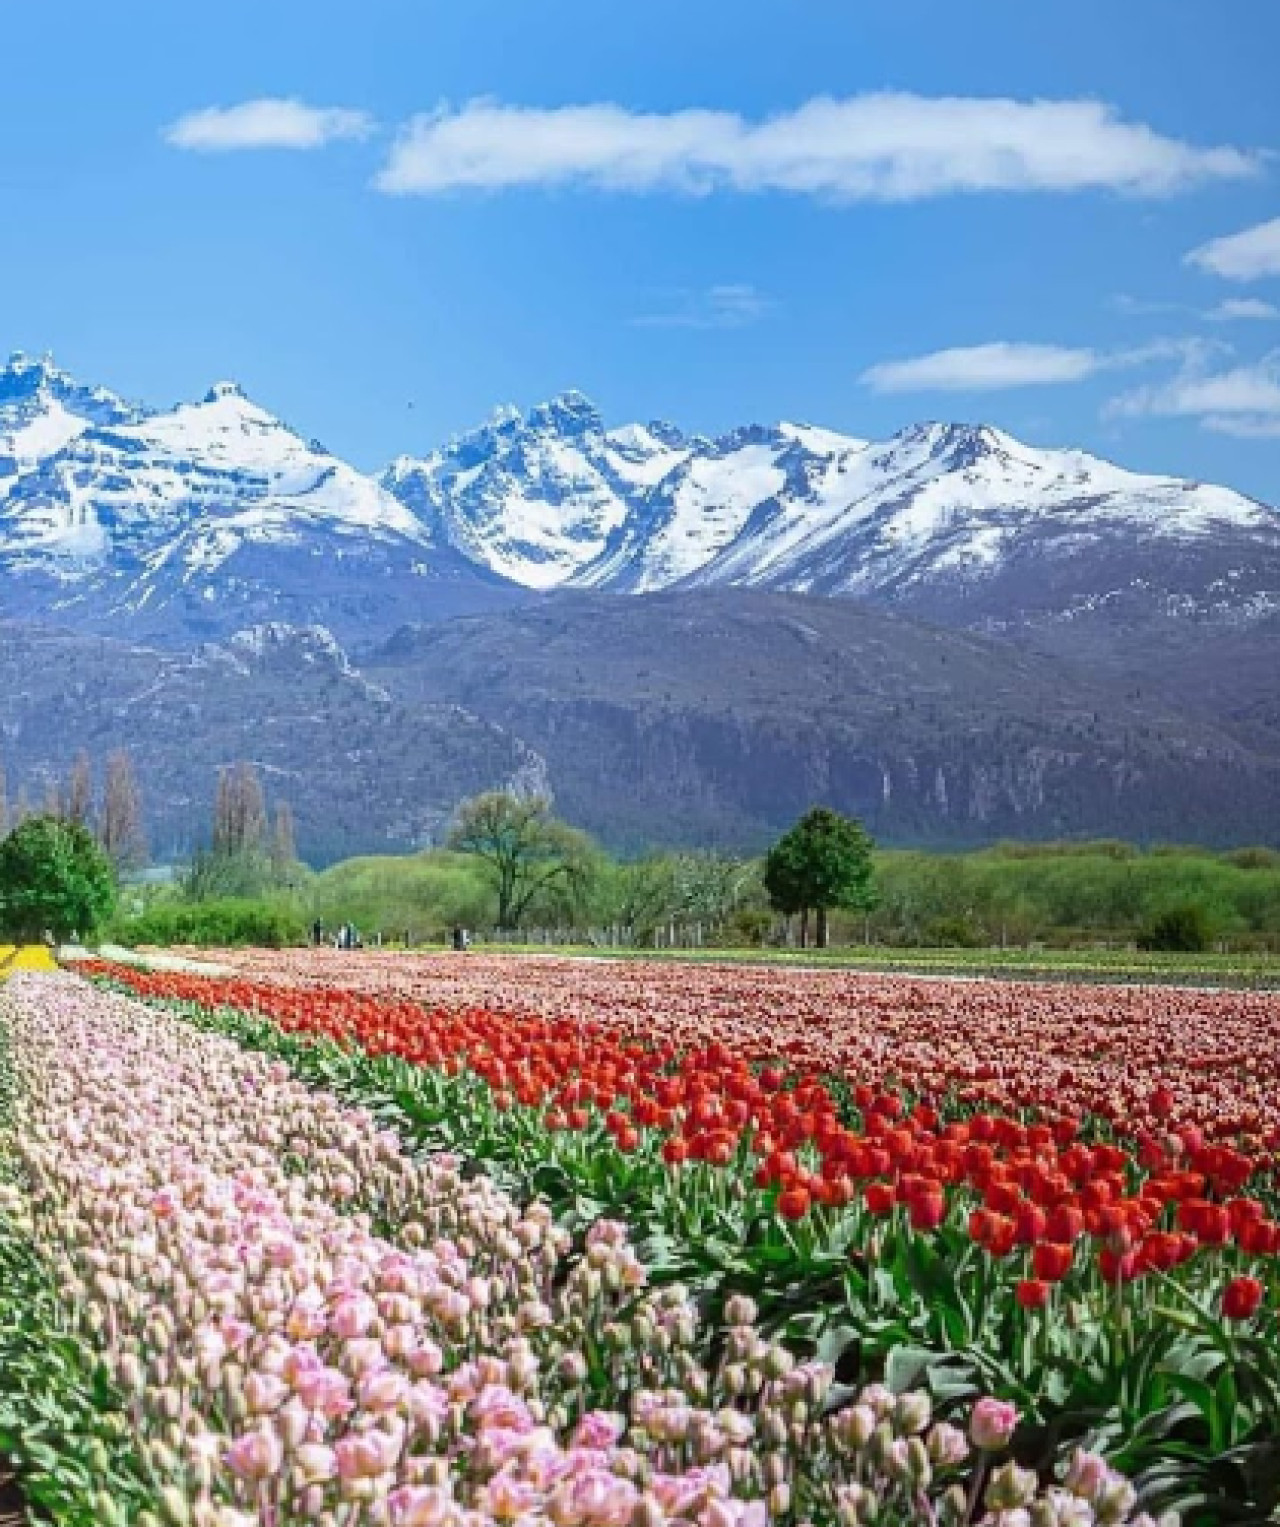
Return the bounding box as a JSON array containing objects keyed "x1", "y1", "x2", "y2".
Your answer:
[
  {"x1": 0, "y1": 621, "x2": 541, "y2": 862},
  {"x1": 367, "y1": 591, "x2": 1280, "y2": 850}
]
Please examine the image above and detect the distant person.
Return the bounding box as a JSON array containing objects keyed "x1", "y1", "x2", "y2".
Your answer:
[
  {"x1": 311, "y1": 919, "x2": 323, "y2": 947},
  {"x1": 451, "y1": 925, "x2": 465, "y2": 952}
]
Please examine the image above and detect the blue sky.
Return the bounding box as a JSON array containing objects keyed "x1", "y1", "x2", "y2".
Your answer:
[{"x1": 3, "y1": 0, "x2": 1279, "y2": 498}]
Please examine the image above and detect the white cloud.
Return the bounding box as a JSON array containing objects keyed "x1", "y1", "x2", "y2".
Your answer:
[
  {"x1": 1203, "y1": 414, "x2": 1280, "y2": 439},
  {"x1": 1108, "y1": 354, "x2": 1280, "y2": 439},
  {"x1": 862, "y1": 342, "x2": 1107, "y2": 394},
  {"x1": 375, "y1": 95, "x2": 1256, "y2": 199},
  {"x1": 632, "y1": 283, "x2": 771, "y2": 330},
  {"x1": 1205, "y1": 298, "x2": 1280, "y2": 322},
  {"x1": 1187, "y1": 217, "x2": 1280, "y2": 281},
  {"x1": 165, "y1": 98, "x2": 375, "y2": 152}
]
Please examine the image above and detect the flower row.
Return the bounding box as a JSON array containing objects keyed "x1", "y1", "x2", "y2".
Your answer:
[
  {"x1": 0, "y1": 971, "x2": 1158, "y2": 1527},
  {"x1": 92, "y1": 961, "x2": 1280, "y2": 1308}
]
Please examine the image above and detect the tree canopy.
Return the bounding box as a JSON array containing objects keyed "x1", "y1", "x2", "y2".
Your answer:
[
  {"x1": 447, "y1": 793, "x2": 594, "y2": 929},
  {"x1": 763, "y1": 806, "x2": 875, "y2": 947},
  {"x1": 0, "y1": 815, "x2": 117, "y2": 942}
]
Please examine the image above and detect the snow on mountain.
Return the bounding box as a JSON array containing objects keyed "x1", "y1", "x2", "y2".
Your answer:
[
  {"x1": 4, "y1": 353, "x2": 1278, "y2": 649},
  {"x1": 0, "y1": 355, "x2": 515, "y2": 644},
  {"x1": 3, "y1": 375, "x2": 426, "y2": 574},
  {"x1": 0, "y1": 351, "x2": 141, "y2": 473},
  {"x1": 383, "y1": 391, "x2": 697, "y2": 588},
  {"x1": 383, "y1": 398, "x2": 1279, "y2": 626}
]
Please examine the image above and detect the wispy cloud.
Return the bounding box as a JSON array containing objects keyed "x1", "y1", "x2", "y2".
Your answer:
[
  {"x1": 1203, "y1": 415, "x2": 1280, "y2": 439},
  {"x1": 1206, "y1": 297, "x2": 1280, "y2": 322},
  {"x1": 859, "y1": 341, "x2": 1184, "y2": 395},
  {"x1": 1107, "y1": 351, "x2": 1280, "y2": 439},
  {"x1": 165, "y1": 98, "x2": 375, "y2": 152},
  {"x1": 1187, "y1": 217, "x2": 1280, "y2": 281},
  {"x1": 1113, "y1": 293, "x2": 1278, "y2": 325},
  {"x1": 374, "y1": 95, "x2": 1257, "y2": 199},
  {"x1": 631, "y1": 283, "x2": 771, "y2": 330},
  {"x1": 1112, "y1": 294, "x2": 1185, "y2": 318}
]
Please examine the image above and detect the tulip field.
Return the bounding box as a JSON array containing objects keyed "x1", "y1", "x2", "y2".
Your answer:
[{"x1": 1, "y1": 955, "x2": 1278, "y2": 1525}]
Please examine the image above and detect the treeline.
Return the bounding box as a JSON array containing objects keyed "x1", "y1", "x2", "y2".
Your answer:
[
  {"x1": 869, "y1": 841, "x2": 1280, "y2": 951},
  {"x1": 107, "y1": 786, "x2": 1280, "y2": 953},
  {"x1": 0, "y1": 750, "x2": 147, "y2": 874}
]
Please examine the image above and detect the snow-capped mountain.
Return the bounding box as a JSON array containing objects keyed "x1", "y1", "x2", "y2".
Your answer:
[
  {"x1": 383, "y1": 391, "x2": 693, "y2": 589},
  {"x1": 383, "y1": 394, "x2": 1280, "y2": 630},
  {"x1": 0, "y1": 354, "x2": 513, "y2": 644},
  {"x1": 0, "y1": 351, "x2": 140, "y2": 468},
  {"x1": 3, "y1": 354, "x2": 1279, "y2": 651}
]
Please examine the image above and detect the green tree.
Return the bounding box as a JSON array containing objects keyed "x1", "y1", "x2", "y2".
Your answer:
[
  {"x1": 1137, "y1": 901, "x2": 1214, "y2": 953},
  {"x1": 763, "y1": 807, "x2": 875, "y2": 948},
  {"x1": 0, "y1": 815, "x2": 117, "y2": 942},
  {"x1": 447, "y1": 793, "x2": 594, "y2": 930}
]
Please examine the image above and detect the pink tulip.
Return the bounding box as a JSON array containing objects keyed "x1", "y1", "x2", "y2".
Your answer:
[
  {"x1": 225, "y1": 1425, "x2": 284, "y2": 1481},
  {"x1": 330, "y1": 1293, "x2": 377, "y2": 1338},
  {"x1": 970, "y1": 1397, "x2": 1019, "y2": 1451},
  {"x1": 335, "y1": 1429, "x2": 400, "y2": 1481},
  {"x1": 387, "y1": 1486, "x2": 454, "y2": 1526}
]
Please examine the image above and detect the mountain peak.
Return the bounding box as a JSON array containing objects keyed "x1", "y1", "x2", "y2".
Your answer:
[
  {"x1": 528, "y1": 390, "x2": 603, "y2": 436},
  {"x1": 2, "y1": 350, "x2": 73, "y2": 395},
  {"x1": 645, "y1": 419, "x2": 687, "y2": 449},
  {"x1": 203, "y1": 379, "x2": 251, "y2": 405}
]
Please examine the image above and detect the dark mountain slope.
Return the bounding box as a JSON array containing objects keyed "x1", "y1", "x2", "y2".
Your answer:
[{"x1": 367, "y1": 590, "x2": 1280, "y2": 852}]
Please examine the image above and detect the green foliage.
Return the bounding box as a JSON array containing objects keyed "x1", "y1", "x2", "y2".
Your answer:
[
  {"x1": 448, "y1": 793, "x2": 597, "y2": 929},
  {"x1": 0, "y1": 816, "x2": 116, "y2": 941},
  {"x1": 764, "y1": 807, "x2": 875, "y2": 946},
  {"x1": 923, "y1": 914, "x2": 986, "y2": 949},
  {"x1": 106, "y1": 896, "x2": 307, "y2": 949},
  {"x1": 1137, "y1": 901, "x2": 1215, "y2": 953},
  {"x1": 868, "y1": 844, "x2": 1280, "y2": 951},
  {"x1": 180, "y1": 845, "x2": 305, "y2": 904},
  {"x1": 310, "y1": 851, "x2": 491, "y2": 941}
]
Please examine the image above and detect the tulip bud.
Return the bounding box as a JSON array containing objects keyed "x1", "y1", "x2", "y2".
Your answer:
[
  {"x1": 724, "y1": 1293, "x2": 758, "y2": 1327},
  {"x1": 763, "y1": 1452, "x2": 788, "y2": 1487},
  {"x1": 986, "y1": 1461, "x2": 1038, "y2": 1511},
  {"x1": 905, "y1": 1437, "x2": 931, "y2": 1489},
  {"x1": 870, "y1": 1420, "x2": 895, "y2": 1467},
  {"x1": 92, "y1": 1491, "x2": 132, "y2": 1527},
  {"x1": 837, "y1": 1483, "x2": 870, "y2": 1527},
  {"x1": 1096, "y1": 1479, "x2": 1139, "y2": 1525},
  {"x1": 894, "y1": 1391, "x2": 932, "y2": 1436},
  {"x1": 761, "y1": 1344, "x2": 794, "y2": 1380},
  {"x1": 721, "y1": 1363, "x2": 747, "y2": 1398}
]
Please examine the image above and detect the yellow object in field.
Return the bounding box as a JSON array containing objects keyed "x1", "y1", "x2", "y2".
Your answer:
[{"x1": 0, "y1": 945, "x2": 58, "y2": 979}]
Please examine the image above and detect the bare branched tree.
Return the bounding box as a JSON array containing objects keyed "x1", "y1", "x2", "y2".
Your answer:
[
  {"x1": 213, "y1": 763, "x2": 267, "y2": 858},
  {"x1": 271, "y1": 800, "x2": 297, "y2": 877},
  {"x1": 100, "y1": 750, "x2": 148, "y2": 873},
  {"x1": 67, "y1": 752, "x2": 94, "y2": 828}
]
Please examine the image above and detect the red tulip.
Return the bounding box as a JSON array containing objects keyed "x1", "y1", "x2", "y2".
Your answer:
[
  {"x1": 1223, "y1": 1276, "x2": 1264, "y2": 1321},
  {"x1": 777, "y1": 1185, "x2": 811, "y2": 1222},
  {"x1": 1016, "y1": 1279, "x2": 1051, "y2": 1310}
]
